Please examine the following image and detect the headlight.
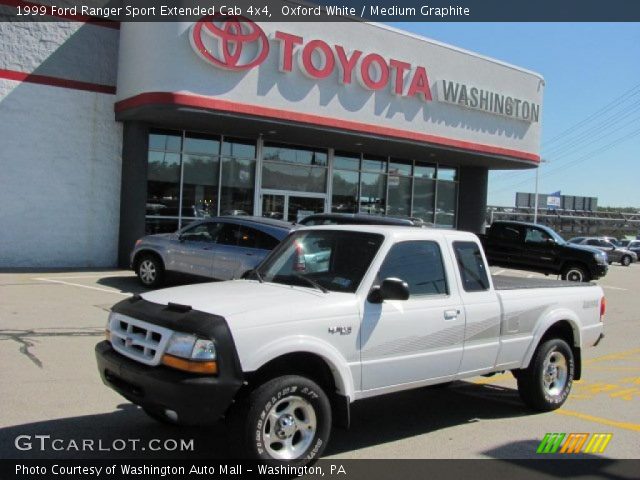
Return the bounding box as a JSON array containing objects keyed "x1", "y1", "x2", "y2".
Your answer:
[
  {"x1": 596, "y1": 253, "x2": 607, "y2": 264},
  {"x1": 165, "y1": 333, "x2": 197, "y2": 358},
  {"x1": 163, "y1": 333, "x2": 217, "y2": 374},
  {"x1": 192, "y1": 339, "x2": 217, "y2": 361}
]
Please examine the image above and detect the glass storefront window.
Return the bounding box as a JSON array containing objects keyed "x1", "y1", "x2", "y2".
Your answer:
[
  {"x1": 437, "y1": 167, "x2": 458, "y2": 181},
  {"x1": 414, "y1": 162, "x2": 436, "y2": 179},
  {"x1": 149, "y1": 131, "x2": 181, "y2": 152},
  {"x1": 220, "y1": 157, "x2": 255, "y2": 215},
  {"x1": 360, "y1": 172, "x2": 386, "y2": 215},
  {"x1": 413, "y1": 177, "x2": 436, "y2": 224},
  {"x1": 183, "y1": 134, "x2": 220, "y2": 155},
  {"x1": 222, "y1": 138, "x2": 256, "y2": 158},
  {"x1": 435, "y1": 180, "x2": 458, "y2": 228},
  {"x1": 387, "y1": 175, "x2": 412, "y2": 217},
  {"x1": 389, "y1": 158, "x2": 412, "y2": 177},
  {"x1": 332, "y1": 170, "x2": 359, "y2": 213},
  {"x1": 333, "y1": 153, "x2": 360, "y2": 171},
  {"x1": 263, "y1": 143, "x2": 327, "y2": 166},
  {"x1": 262, "y1": 162, "x2": 327, "y2": 192},
  {"x1": 361, "y1": 155, "x2": 387, "y2": 172},
  {"x1": 181, "y1": 154, "x2": 219, "y2": 219}
]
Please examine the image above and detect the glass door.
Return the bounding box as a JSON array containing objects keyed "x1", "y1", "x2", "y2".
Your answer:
[
  {"x1": 261, "y1": 191, "x2": 326, "y2": 222},
  {"x1": 288, "y1": 195, "x2": 325, "y2": 223},
  {"x1": 262, "y1": 194, "x2": 285, "y2": 220}
]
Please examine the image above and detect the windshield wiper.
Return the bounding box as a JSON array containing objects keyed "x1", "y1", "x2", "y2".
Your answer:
[
  {"x1": 292, "y1": 273, "x2": 329, "y2": 294},
  {"x1": 245, "y1": 269, "x2": 264, "y2": 283}
]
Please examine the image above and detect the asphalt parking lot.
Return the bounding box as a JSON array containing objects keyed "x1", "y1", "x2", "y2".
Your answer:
[{"x1": 0, "y1": 264, "x2": 638, "y2": 460}]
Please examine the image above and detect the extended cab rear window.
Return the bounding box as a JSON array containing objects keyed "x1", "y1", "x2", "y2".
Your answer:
[{"x1": 454, "y1": 241, "x2": 490, "y2": 292}]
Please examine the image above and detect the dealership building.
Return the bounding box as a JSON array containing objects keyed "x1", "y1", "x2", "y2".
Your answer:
[{"x1": 0, "y1": 10, "x2": 544, "y2": 267}]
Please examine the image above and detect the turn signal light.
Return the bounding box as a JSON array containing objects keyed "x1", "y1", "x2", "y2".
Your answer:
[
  {"x1": 161, "y1": 354, "x2": 218, "y2": 375},
  {"x1": 600, "y1": 296, "x2": 606, "y2": 320}
]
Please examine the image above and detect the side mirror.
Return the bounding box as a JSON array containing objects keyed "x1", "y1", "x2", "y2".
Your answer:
[
  {"x1": 177, "y1": 234, "x2": 185, "y2": 243},
  {"x1": 368, "y1": 277, "x2": 410, "y2": 304}
]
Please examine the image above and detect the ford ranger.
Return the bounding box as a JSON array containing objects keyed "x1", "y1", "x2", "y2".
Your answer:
[{"x1": 96, "y1": 225, "x2": 605, "y2": 463}]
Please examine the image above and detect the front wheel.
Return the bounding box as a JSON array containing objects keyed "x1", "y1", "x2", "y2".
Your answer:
[
  {"x1": 136, "y1": 254, "x2": 164, "y2": 287},
  {"x1": 517, "y1": 338, "x2": 574, "y2": 411},
  {"x1": 561, "y1": 264, "x2": 590, "y2": 282},
  {"x1": 621, "y1": 255, "x2": 632, "y2": 267},
  {"x1": 228, "y1": 375, "x2": 331, "y2": 464}
]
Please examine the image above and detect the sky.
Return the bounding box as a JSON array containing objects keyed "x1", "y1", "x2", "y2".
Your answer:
[{"x1": 389, "y1": 23, "x2": 640, "y2": 208}]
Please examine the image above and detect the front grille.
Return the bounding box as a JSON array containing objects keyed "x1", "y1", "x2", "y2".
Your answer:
[{"x1": 108, "y1": 313, "x2": 173, "y2": 366}]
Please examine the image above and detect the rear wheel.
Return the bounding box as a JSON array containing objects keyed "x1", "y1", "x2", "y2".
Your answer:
[
  {"x1": 136, "y1": 254, "x2": 164, "y2": 287},
  {"x1": 621, "y1": 255, "x2": 632, "y2": 267},
  {"x1": 517, "y1": 338, "x2": 574, "y2": 411},
  {"x1": 228, "y1": 375, "x2": 331, "y2": 464},
  {"x1": 561, "y1": 264, "x2": 589, "y2": 282}
]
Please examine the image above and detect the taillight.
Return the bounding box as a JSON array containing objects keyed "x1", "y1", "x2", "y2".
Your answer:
[
  {"x1": 135, "y1": 239, "x2": 142, "y2": 247},
  {"x1": 600, "y1": 296, "x2": 606, "y2": 320}
]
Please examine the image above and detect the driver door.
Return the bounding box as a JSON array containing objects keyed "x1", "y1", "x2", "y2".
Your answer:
[
  {"x1": 360, "y1": 240, "x2": 465, "y2": 391},
  {"x1": 521, "y1": 226, "x2": 558, "y2": 271}
]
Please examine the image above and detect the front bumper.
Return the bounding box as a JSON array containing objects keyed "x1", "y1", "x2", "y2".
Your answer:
[
  {"x1": 96, "y1": 341, "x2": 242, "y2": 425},
  {"x1": 592, "y1": 263, "x2": 608, "y2": 279}
]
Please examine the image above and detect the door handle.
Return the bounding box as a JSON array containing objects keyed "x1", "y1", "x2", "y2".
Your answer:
[
  {"x1": 245, "y1": 253, "x2": 254, "y2": 256},
  {"x1": 444, "y1": 309, "x2": 460, "y2": 320}
]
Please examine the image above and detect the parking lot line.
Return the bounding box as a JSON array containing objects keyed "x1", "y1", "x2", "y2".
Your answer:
[
  {"x1": 33, "y1": 277, "x2": 130, "y2": 296},
  {"x1": 36, "y1": 273, "x2": 129, "y2": 280},
  {"x1": 555, "y1": 409, "x2": 640, "y2": 433},
  {"x1": 601, "y1": 285, "x2": 628, "y2": 291}
]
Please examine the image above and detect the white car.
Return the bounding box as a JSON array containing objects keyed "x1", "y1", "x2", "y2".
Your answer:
[{"x1": 97, "y1": 225, "x2": 605, "y2": 463}]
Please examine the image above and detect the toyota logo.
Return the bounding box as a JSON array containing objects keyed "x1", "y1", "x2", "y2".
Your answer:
[{"x1": 190, "y1": 16, "x2": 269, "y2": 71}]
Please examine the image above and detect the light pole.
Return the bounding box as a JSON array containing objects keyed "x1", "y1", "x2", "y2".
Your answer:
[{"x1": 533, "y1": 158, "x2": 549, "y2": 224}]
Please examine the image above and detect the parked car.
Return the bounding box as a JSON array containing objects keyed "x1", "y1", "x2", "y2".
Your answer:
[
  {"x1": 131, "y1": 216, "x2": 294, "y2": 287},
  {"x1": 97, "y1": 225, "x2": 605, "y2": 463},
  {"x1": 478, "y1": 221, "x2": 608, "y2": 282},
  {"x1": 297, "y1": 212, "x2": 423, "y2": 226},
  {"x1": 619, "y1": 239, "x2": 640, "y2": 257},
  {"x1": 567, "y1": 237, "x2": 637, "y2": 266}
]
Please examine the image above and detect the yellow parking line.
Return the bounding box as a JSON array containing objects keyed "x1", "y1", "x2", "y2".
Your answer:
[
  {"x1": 555, "y1": 409, "x2": 640, "y2": 433},
  {"x1": 584, "y1": 348, "x2": 640, "y2": 365}
]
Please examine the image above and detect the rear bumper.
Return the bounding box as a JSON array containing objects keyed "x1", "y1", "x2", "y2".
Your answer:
[{"x1": 96, "y1": 341, "x2": 242, "y2": 425}]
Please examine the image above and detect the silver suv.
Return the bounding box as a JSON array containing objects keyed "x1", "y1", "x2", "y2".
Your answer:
[
  {"x1": 131, "y1": 216, "x2": 294, "y2": 287},
  {"x1": 568, "y1": 237, "x2": 638, "y2": 266}
]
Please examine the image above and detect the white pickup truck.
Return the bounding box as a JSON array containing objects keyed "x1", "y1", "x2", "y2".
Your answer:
[{"x1": 96, "y1": 225, "x2": 605, "y2": 463}]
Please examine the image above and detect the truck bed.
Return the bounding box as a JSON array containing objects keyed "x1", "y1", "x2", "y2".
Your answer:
[{"x1": 492, "y1": 275, "x2": 594, "y2": 290}]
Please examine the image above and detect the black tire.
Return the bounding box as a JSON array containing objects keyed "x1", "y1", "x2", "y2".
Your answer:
[
  {"x1": 142, "y1": 406, "x2": 177, "y2": 425},
  {"x1": 621, "y1": 255, "x2": 632, "y2": 267},
  {"x1": 517, "y1": 338, "x2": 574, "y2": 411},
  {"x1": 135, "y1": 253, "x2": 164, "y2": 287},
  {"x1": 561, "y1": 264, "x2": 590, "y2": 282},
  {"x1": 228, "y1": 375, "x2": 331, "y2": 464}
]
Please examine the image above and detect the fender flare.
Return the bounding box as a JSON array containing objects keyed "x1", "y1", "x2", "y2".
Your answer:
[
  {"x1": 133, "y1": 248, "x2": 167, "y2": 269},
  {"x1": 241, "y1": 335, "x2": 356, "y2": 401},
  {"x1": 521, "y1": 307, "x2": 582, "y2": 369}
]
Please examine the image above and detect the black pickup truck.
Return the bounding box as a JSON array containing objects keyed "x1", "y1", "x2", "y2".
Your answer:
[{"x1": 479, "y1": 221, "x2": 608, "y2": 282}]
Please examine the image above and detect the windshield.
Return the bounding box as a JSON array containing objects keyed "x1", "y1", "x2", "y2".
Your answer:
[{"x1": 256, "y1": 230, "x2": 384, "y2": 293}]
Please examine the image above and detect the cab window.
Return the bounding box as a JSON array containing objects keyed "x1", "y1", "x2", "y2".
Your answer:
[
  {"x1": 454, "y1": 241, "x2": 490, "y2": 292},
  {"x1": 378, "y1": 241, "x2": 448, "y2": 296},
  {"x1": 525, "y1": 227, "x2": 551, "y2": 244}
]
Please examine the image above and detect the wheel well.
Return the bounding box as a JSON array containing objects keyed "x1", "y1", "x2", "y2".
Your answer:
[
  {"x1": 133, "y1": 250, "x2": 164, "y2": 270},
  {"x1": 540, "y1": 320, "x2": 582, "y2": 380},
  {"x1": 246, "y1": 352, "x2": 337, "y2": 395},
  {"x1": 243, "y1": 352, "x2": 350, "y2": 428}
]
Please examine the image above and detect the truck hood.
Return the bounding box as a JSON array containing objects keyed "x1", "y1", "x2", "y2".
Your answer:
[
  {"x1": 564, "y1": 243, "x2": 602, "y2": 255},
  {"x1": 140, "y1": 280, "x2": 356, "y2": 328}
]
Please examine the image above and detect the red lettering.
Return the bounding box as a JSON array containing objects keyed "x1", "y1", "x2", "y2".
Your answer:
[
  {"x1": 389, "y1": 59, "x2": 410, "y2": 96},
  {"x1": 274, "y1": 31, "x2": 303, "y2": 72},
  {"x1": 334, "y1": 46, "x2": 362, "y2": 85},
  {"x1": 407, "y1": 66, "x2": 433, "y2": 101},
  {"x1": 359, "y1": 54, "x2": 389, "y2": 91},
  {"x1": 301, "y1": 40, "x2": 335, "y2": 79}
]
